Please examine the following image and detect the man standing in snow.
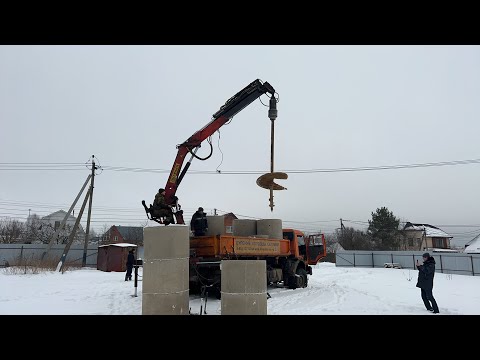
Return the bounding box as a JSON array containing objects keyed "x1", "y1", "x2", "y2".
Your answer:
[
  {"x1": 125, "y1": 249, "x2": 135, "y2": 281},
  {"x1": 416, "y1": 252, "x2": 439, "y2": 314}
]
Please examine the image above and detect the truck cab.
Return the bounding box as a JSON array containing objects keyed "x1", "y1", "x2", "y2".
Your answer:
[{"x1": 282, "y1": 229, "x2": 327, "y2": 266}]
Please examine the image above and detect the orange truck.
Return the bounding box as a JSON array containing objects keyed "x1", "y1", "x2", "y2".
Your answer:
[{"x1": 189, "y1": 228, "x2": 326, "y2": 297}]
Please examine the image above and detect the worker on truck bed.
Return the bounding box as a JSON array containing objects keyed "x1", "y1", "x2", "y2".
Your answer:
[
  {"x1": 152, "y1": 188, "x2": 175, "y2": 225},
  {"x1": 191, "y1": 207, "x2": 208, "y2": 236}
]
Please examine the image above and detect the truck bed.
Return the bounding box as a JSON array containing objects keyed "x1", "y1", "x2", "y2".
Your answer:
[{"x1": 190, "y1": 235, "x2": 291, "y2": 258}]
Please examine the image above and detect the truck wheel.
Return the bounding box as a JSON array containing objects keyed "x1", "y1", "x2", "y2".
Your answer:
[
  {"x1": 296, "y1": 268, "x2": 308, "y2": 288},
  {"x1": 287, "y1": 275, "x2": 297, "y2": 290}
]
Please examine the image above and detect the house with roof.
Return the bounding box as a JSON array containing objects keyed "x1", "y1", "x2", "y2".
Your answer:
[
  {"x1": 222, "y1": 212, "x2": 238, "y2": 234},
  {"x1": 402, "y1": 222, "x2": 453, "y2": 251},
  {"x1": 101, "y1": 225, "x2": 144, "y2": 245},
  {"x1": 464, "y1": 233, "x2": 480, "y2": 253},
  {"x1": 40, "y1": 210, "x2": 86, "y2": 244}
]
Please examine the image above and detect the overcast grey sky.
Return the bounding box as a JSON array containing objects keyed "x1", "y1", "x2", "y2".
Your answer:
[{"x1": 1, "y1": 45, "x2": 479, "y2": 245}]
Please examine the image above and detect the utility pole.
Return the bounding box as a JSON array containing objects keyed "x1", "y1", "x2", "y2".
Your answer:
[
  {"x1": 41, "y1": 174, "x2": 92, "y2": 260},
  {"x1": 58, "y1": 187, "x2": 91, "y2": 273},
  {"x1": 26, "y1": 209, "x2": 32, "y2": 243},
  {"x1": 82, "y1": 155, "x2": 97, "y2": 267},
  {"x1": 419, "y1": 228, "x2": 426, "y2": 251},
  {"x1": 339, "y1": 218, "x2": 346, "y2": 246}
]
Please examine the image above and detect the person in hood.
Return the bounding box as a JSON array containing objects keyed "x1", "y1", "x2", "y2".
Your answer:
[
  {"x1": 416, "y1": 252, "x2": 439, "y2": 313},
  {"x1": 125, "y1": 249, "x2": 135, "y2": 281},
  {"x1": 190, "y1": 207, "x2": 208, "y2": 236}
]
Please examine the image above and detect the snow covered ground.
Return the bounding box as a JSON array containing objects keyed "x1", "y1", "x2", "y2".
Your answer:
[{"x1": 1, "y1": 263, "x2": 479, "y2": 315}]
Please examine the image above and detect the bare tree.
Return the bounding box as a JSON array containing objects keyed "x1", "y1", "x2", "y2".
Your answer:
[
  {"x1": 0, "y1": 218, "x2": 25, "y2": 244},
  {"x1": 397, "y1": 230, "x2": 408, "y2": 250},
  {"x1": 99, "y1": 224, "x2": 112, "y2": 245},
  {"x1": 337, "y1": 227, "x2": 372, "y2": 250},
  {"x1": 88, "y1": 228, "x2": 97, "y2": 240},
  {"x1": 324, "y1": 232, "x2": 340, "y2": 253},
  {"x1": 25, "y1": 214, "x2": 53, "y2": 244}
]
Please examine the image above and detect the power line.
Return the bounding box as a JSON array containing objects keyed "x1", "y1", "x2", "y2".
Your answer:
[
  {"x1": 2, "y1": 157, "x2": 480, "y2": 174},
  {"x1": 4, "y1": 199, "x2": 480, "y2": 227},
  {"x1": 436, "y1": 224, "x2": 480, "y2": 227},
  {"x1": 0, "y1": 198, "x2": 202, "y2": 212},
  {"x1": 4, "y1": 212, "x2": 478, "y2": 239},
  {"x1": 3, "y1": 198, "x2": 480, "y2": 231},
  {"x1": 0, "y1": 163, "x2": 85, "y2": 165},
  {"x1": 75, "y1": 157, "x2": 480, "y2": 174},
  {"x1": 280, "y1": 220, "x2": 339, "y2": 224},
  {"x1": 3, "y1": 196, "x2": 480, "y2": 236},
  {"x1": 445, "y1": 228, "x2": 480, "y2": 236},
  {"x1": 343, "y1": 220, "x2": 370, "y2": 225}
]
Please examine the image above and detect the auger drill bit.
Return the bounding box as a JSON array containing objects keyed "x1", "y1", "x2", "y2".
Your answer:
[{"x1": 257, "y1": 94, "x2": 287, "y2": 210}]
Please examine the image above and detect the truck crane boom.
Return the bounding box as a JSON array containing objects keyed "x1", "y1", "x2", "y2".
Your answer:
[{"x1": 142, "y1": 79, "x2": 279, "y2": 225}]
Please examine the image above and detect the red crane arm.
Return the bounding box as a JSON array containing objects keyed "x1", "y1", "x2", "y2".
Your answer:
[{"x1": 163, "y1": 79, "x2": 275, "y2": 205}]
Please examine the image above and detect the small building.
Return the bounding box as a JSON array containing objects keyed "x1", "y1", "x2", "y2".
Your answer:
[
  {"x1": 223, "y1": 212, "x2": 238, "y2": 234},
  {"x1": 465, "y1": 233, "x2": 480, "y2": 253},
  {"x1": 97, "y1": 243, "x2": 137, "y2": 272},
  {"x1": 101, "y1": 225, "x2": 143, "y2": 245},
  {"x1": 402, "y1": 222, "x2": 453, "y2": 251}
]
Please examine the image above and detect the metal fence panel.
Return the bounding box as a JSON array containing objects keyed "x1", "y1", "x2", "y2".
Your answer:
[
  {"x1": 373, "y1": 254, "x2": 393, "y2": 268},
  {"x1": 473, "y1": 257, "x2": 480, "y2": 276},
  {"x1": 335, "y1": 250, "x2": 480, "y2": 276},
  {"x1": 335, "y1": 252, "x2": 355, "y2": 267},
  {"x1": 0, "y1": 244, "x2": 98, "y2": 267},
  {"x1": 351, "y1": 252, "x2": 372, "y2": 267},
  {"x1": 439, "y1": 254, "x2": 471, "y2": 275}
]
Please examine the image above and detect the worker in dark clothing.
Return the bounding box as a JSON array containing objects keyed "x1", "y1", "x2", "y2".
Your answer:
[
  {"x1": 125, "y1": 249, "x2": 135, "y2": 281},
  {"x1": 191, "y1": 207, "x2": 208, "y2": 236},
  {"x1": 152, "y1": 188, "x2": 175, "y2": 225},
  {"x1": 416, "y1": 252, "x2": 439, "y2": 313}
]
